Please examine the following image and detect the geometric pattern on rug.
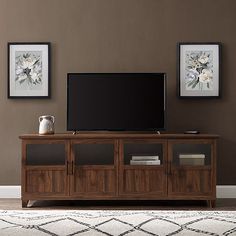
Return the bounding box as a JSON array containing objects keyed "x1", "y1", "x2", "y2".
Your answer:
[{"x1": 0, "y1": 210, "x2": 236, "y2": 236}]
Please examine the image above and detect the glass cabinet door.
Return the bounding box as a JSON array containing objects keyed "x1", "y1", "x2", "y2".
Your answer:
[
  {"x1": 120, "y1": 140, "x2": 167, "y2": 197},
  {"x1": 171, "y1": 143, "x2": 211, "y2": 167},
  {"x1": 26, "y1": 143, "x2": 66, "y2": 165},
  {"x1": 23, "y1": 140, "x2": 68, "y2": 196},
  {"x1": 74, "y1": 143, "x2": 114, "y2": 166},
  {"x1": 123, "y1": 142, "x2": 164, "y2": 166},
  {"x1": 168, "y1": 140, "x2": 216, "y2": 197},
  {"x1": 70, "y1": 140, "x2": 117, "y2": 197}
]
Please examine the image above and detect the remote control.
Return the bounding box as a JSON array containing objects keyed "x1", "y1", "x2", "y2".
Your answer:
[{"x1": 184, "y1": 130, "x2": 199, "y2": 134}]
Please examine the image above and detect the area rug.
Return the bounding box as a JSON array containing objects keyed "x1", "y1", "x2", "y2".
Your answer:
[{"x1": 0, "y1": 210, "x2": 236, "y2": 236}]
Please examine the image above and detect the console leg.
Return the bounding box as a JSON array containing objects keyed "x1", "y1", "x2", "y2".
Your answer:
[
  {"x1": 211, "y1": 200, "x2": 216, "y2": 208},
  {"x1": 22, "y1": 200, "x2": 29, "y2": 208},
  {"x1": 207, "y1": 200, "x2": 216, "y2": 208}
]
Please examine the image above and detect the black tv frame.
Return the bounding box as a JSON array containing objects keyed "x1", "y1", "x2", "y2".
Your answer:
[{"x1": 67, "y1": 73, "x2": 167, "y2": 133}]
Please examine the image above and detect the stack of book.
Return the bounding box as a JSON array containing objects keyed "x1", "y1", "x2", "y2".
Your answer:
[
  {"x1": 130, "y1": 155, "x2": 160, "y2": 165},
  {"x1": 179, "y1": 153, "x2": 205, "y2": 165}
]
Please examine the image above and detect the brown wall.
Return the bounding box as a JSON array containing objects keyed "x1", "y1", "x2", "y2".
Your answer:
[{"x1": 0, "y1": 0, "x2": 235, "y2": 185}]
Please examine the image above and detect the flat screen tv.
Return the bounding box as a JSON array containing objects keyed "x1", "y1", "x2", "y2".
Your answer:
[{"x1": 67, "y1": 73, "x2": 166, "y2": 132}]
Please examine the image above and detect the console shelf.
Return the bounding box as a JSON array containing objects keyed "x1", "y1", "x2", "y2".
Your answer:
[{"x1": 20, "y1": 133, "x2": 218, "y2": 207}]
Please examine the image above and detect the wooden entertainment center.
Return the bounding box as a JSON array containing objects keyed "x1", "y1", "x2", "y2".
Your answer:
[{"x1": 20, "y1": 133, "x2": 218, "y2": 208}]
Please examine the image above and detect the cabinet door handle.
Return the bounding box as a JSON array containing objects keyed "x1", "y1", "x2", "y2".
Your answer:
[
  {"x1": 164, "y1": 161, "x2": 168, "y2": 176},
  {"x1": 168, "y1": 161, "x2": 172, "y2": 175},
  {"x1": 71, "y1": 161, "x2": 74, "y2": 175},
  {"x1": 66, "y1": 161, "x2": 74, "y2": 175}
]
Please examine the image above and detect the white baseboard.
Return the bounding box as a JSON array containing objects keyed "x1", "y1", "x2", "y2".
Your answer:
[
  {"x1": 216, "y1": 185, "x2": 236, "y2": 198},
  {"x1": 0, "y1": 186, "x2": 21, "y2": 198},
  {"x1": 0, "y1": 185, "x2": 235, "y2": 199}
]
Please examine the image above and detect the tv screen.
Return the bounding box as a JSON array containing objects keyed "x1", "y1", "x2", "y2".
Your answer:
[{"x1": 67, "y1": 73, "x2": 166, "y2": 131}]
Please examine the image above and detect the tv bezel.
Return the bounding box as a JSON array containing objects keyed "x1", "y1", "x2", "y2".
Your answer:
[{"x1": 67, "y1": 73, "x2": 167, "y2": 132}]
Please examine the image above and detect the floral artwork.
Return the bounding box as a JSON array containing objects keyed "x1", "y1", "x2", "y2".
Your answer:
[
  {"x1": 185, "y1": 51, "x2": 213, "y2": 91},
  {"x1": 15, "y1": 51, "x2": 42, "y2": 89},
  {"x1": 8, "y1": 43, "x2": 50, "y2": 98},
  {"x1": 178, "y1": 43, "x2": 220, "y2": 97}
]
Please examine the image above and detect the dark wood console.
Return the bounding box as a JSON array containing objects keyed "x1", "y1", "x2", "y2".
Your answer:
[{"x1": 20, "y1": 133, "x2": 218, "y2": 207}]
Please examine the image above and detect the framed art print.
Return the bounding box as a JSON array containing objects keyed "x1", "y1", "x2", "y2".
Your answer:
[
  {"x1": 8, "y1": 42, "x2": 50, "y2": 98},
  {"x1": 178, "y1": 42, "x2": 221, "y2": 98}
]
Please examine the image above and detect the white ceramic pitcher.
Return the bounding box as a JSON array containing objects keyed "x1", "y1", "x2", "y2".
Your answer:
[{"x1": 39, "y1": 115, "x2": 55, "y2": 135}]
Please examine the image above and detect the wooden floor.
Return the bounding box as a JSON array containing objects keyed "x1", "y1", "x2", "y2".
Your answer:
[{"x1": 0, "y1": 199, "x2": 236, "y2": 210}]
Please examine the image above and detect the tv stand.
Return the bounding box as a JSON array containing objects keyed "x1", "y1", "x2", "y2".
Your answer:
[{"x1": 20, "y1": 133, "x2": 218, "y2": 208}]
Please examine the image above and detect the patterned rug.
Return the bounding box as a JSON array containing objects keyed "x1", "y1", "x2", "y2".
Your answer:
[{"x1": 0, "y1": 210, "x2": 236, "y2": 236}]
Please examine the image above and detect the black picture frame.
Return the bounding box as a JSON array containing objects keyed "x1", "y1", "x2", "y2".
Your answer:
[
  {"x1": 8, "y1": 42, "x2": 51, "y2": 98},
  {"x1": 177, "y1": 42, "x2": 221, "y2": 98}
]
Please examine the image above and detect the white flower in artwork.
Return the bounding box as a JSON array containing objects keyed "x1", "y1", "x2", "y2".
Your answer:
[
  {"x1": 187, "y1": 69, "x2": 199, "y2": 80},
  {"x1": 15, "y1": 52, "x2": 42, "y2": 86},
  {"x1": 185, "y1": 50, "x2": 213, "y2": 90},
  {"x1": 188, "y1": 69, "x2": 199, "y2": 79},
  {"x1": 30, "y1": 72, "x2": 40, "y2": 83},
  {"x1": 198, "y1": 53, "x2": 210, "y2": 64},
  {"x1": 199, "y1": 69, "x2": 213, "y2": 83}
]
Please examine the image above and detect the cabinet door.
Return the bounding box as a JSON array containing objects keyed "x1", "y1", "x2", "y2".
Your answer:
[
  {"x1": 119, "y1": 140, "x2": 167, "y2": 198},
  {"x1": 22, "y1": 140, "x2": 69, "y2": 197},
  {"x1": 70, "y1": 140, "x2": 118, "y2": 197},
  {"x1": 168, "y1": 140, "x2": 216, "y2": 198}
]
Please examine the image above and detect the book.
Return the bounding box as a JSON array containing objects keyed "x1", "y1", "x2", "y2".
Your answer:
[
  {"x1": 179, "y1": 154, "x2": 205, "y2": 166},
  {"x1": 131, "y1": 155, "x2": 159, "y2": 161},
  {"x1": 179, "y1": 154, "x2": 205, "y2": 159},
  {"x1": 130, "y1": 160, "x2": 161, "y2": 165}
]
